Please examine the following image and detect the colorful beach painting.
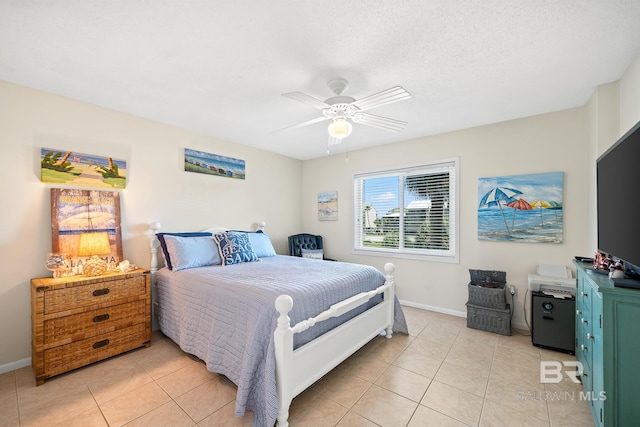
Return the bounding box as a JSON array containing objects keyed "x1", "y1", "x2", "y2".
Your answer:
[
  {"x1": 184, "y1": 148, "x2": 246, "y2": 179},
  {"x1": 40, "y1": 148, "x2": 126, "y2": 189},
  {"x1": 478, "y1": 172, "x2": 564, "y2": 243}
]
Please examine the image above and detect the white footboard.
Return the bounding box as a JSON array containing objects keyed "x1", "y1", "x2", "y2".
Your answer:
[{"x1": 273, "y1": 263, "x2": 396, "y2": 427}]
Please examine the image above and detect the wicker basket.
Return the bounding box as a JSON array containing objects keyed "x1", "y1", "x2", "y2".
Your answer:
[
  {"x1": 468, "y1": 282, "x2": 506, "y2": 309},
  {"x1": 466, "y1": 302, "x2": 511, "y2": 336},
  {"x1": 469, "y1": 269, "x2": 506, "y2": 284}
]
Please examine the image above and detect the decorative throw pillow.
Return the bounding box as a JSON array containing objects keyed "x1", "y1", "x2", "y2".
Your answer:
[
  {"x1": 230, "y1": 230, "x2": 276, "y2": 257},
  {"x1": 162, "y1": 235, "x2": 222, "y2": 271},
  {"x1": 156, "y1": 232, "x2": 212, "y2": 270},
  {"x1": 301, "y1": 248, "x2": 324, "y2": 260},
  {"x1": 214, "y1": 232, "x2": 259, "y2": 265}
]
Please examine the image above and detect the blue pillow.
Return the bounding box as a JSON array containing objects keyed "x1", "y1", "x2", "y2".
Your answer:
[
  {"x1": 156, "y1": 232, "x2": 212, "y2": 270},
  {"x1": 162, "y1": 235, "x2": 222, "y2": 271},
  {"x1": 230, "y1": 230, "x2": 276, "y2": 258},
  {"x1": 214, "y1": 232, "x2": 259, "y2": 265}
]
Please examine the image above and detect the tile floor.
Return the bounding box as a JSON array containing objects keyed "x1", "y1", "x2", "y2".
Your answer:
[{"x1": 0, "y1": 306, "x2": 594, "y2": 426}]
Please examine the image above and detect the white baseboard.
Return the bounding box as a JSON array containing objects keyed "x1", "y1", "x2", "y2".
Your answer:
[
  {"x1": 399, "y1": 299, "x2": 467, "y2": 318},
  {"x1": 0, "y1": 357, "x2": 31, "y2": 375},
  {"x1": 399, "y1": 299, "x2": 530, "y2": 332}
]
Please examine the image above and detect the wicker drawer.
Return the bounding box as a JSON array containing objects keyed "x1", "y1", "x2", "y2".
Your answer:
[
  {"x1": 44, "y1": 275, "x2": 145, "y2": 314},
  {"x1": 43, "y1": 299, "x2": 146, "y2": 347},
  {"x1": 43, "y1": 323, "x2": 148, "y2": 379},
  {"x1": 31, "y1": 270, "x2": 151, "y2": 385}
]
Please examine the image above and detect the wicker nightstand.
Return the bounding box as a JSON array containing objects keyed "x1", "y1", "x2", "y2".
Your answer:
[{"x1": 30, "y1": 269, "x2": 151, "y2": 385}]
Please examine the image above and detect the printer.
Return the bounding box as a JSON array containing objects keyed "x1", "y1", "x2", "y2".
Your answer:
[
  {"x1": 529, "y1": 264, "x2": 576, "y2": 353},
  {"x1": 528, "y1": 264, "x2": 576, "y2": 298}
]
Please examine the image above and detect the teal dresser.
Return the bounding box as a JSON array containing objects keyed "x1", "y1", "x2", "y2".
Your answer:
[{"x1": 574, "y1": 260, "x2": 640, "y2": 426}]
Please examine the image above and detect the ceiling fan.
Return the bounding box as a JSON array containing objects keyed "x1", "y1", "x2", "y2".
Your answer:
[{"x1": 277, "y1": 78, "x2": 412, "y2": 147}]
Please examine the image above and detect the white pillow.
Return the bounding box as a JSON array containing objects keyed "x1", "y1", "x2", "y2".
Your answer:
[
  {"x1": 163, "y1": 235, "x2": 221, "y2": 271},
  {"x1": 301, "y1": 248, "x2": 323, "y2": 260}
]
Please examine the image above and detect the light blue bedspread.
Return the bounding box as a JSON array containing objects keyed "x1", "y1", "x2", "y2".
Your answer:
[{"x1": 156, "y1": 255, "x2": 408, "y2": 426}]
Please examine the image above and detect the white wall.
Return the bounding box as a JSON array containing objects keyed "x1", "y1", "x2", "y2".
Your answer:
[
  {"x1": 0, "y1": 81, "x2": 302, "y2": 369},
  {"x1": 302, "y1": 108, "x2": 589, "y2": 329},
  {"x1": 619, "y1": 55, "x2": 640, "y2": 136}
]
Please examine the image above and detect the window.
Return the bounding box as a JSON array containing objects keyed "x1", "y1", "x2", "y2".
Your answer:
[{"x1": 353, "y1": 158, "x2": 458, "y2": 262}]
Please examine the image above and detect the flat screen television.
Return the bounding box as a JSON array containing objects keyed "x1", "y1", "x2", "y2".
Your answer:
[{"x1": 597, "y1": 119, "x2": 640, "y2": 286}]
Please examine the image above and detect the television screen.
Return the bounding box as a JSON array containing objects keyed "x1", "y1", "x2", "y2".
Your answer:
[{"x1": 597, "y1": 120, "x2": 640, "y2": 278}]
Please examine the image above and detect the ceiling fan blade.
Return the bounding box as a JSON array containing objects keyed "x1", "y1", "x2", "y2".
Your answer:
[
  {"x1": 351, "y1": 86, "x2": 411, "y2": 111},
  {"x1": 282, "y1": 92, "x2": 331, "y2": 110},
  {"x1": 352, "y1": 112, "x2": 408, "y2": 132},
  {"x1": 272, "y1": 115, "x2": 329, "y2": 133}
]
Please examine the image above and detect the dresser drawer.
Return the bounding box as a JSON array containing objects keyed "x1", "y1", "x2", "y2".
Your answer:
[
  {"x1": 42, "y1": 323, "x2": 148, "y2": 379},
  {"x1": 44, "y1": 275, "x2": 146, "y2": 314},
  {"x1": 43, "y1": 299, "x2": 147, "y2": 347}
]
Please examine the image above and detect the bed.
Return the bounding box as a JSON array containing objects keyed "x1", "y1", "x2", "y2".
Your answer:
[{"x1": 148, "y1": 223, "x2": 408, "y2": 426}]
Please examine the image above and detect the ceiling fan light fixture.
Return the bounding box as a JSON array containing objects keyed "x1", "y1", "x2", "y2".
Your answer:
[{"x1": 328, "y1": 118, "x2": 352, "y2": 139}]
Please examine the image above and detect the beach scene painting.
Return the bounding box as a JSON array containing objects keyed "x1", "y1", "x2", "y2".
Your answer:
[
  {"x1": 478, "y1": 172, "x2": 564, "y2": 243},
  {"x1": 51, "y1": 188, "x2": 123, "y2": 274},
  {"x1": 184, "y1": 148, "x2": 246, "y2": 179},
  {"x1": 318, "y1": 191, "x2": 338, "y2": 221},
  {"x1": 40, "y1": 148, "x2": 126, "y2": 189}
]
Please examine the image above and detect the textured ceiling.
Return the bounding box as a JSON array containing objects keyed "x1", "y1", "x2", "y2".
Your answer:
[{"x1": 2, "y1": 1, "x2": 640, "y2": 160}]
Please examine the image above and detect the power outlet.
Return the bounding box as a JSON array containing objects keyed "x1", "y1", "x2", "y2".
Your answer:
[{"x1": 509, "y1": 285, "x2": 516, "y2": 296}]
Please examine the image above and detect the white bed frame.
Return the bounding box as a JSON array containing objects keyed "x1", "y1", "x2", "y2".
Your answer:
[{"x1": 148, "y1": 222, "x2": 396, "y2": 427}]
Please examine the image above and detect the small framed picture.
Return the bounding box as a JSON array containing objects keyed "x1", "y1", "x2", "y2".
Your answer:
[{"x1": 318, "y1": 191, "x2": 338, "y2": 221}]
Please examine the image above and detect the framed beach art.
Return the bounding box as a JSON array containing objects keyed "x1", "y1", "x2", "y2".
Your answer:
[
  {"x1": 318, "y1": 191, "x2": 338, "y2": 220},
  {"x1": 478, "y1": 172, "x2": 564, "y2": 243},
  {"x1": 50, "y1": 188, "x2": 123, "y2": 274},
  {"x1": 184, "y1": 148, "x2": 246, "y2": 179},
  {"x1": 40, "y1": 148, "x2": 126, "y2": 189}
]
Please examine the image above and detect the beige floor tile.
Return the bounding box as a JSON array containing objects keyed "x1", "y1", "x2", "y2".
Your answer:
[
  {"x1": 393, "y1": 347, "x2": 442, "y2": 379},
  {"x1": 335, "y1": 411, "x2": 380, "y2": 427},
  {"x1": 434, "y1": 359, "x2": 489, "y2": 397},
  {"x1": 52, "y1": 406, "x2": 108, "y2": 427},
  {"x1": 174, "y1": 376, "x2": 237, "y2": 422},
  {"x1": 351, "y1": 384, "x2": 418, "y2": 427},
  {"x1": 405, "y1": 336, "x2": 452, "y2": 362},
  {"x1": 100, "y1": 381, "x2": 171, "y2": 426},
  {"x1": 408, "y1": 405, "x2": 469, "y2": 427},
  {"x1": 289, "y1": 388, "x2": 349, "y2": 427},
  {"x1": 421, "y1": 380, "x2": 484, "y2": 426},
  {"x1": 313, "y1": 367, "x2": 372, "y2": 408},
  {"x1": 375, "y1": 365, "x2": 432, "y2": 402},
  {"x1": 337, "y1": 349, "x2": 390, "y2": 383},
  {"x1": 485, "y1": 375, "x2": 549, "y2": 421},
  {"x1": 19, "y1": 385, "x2": 99, "y2": 427},
  {"x1": 82, "y1": 354, "x2": 155, "y2": 404},
  {"x1": 198, "y1": 401, "x2": 253, "y2": 426},
  {"x1": 156, "y1": 359, "x2": 217, "y2": 398},
  {"x1": 132, "y1": 336, "x2": 196, "y2": 380},
  {"x1": 123, "y1": 400, "x2": 195, "y2": 427},
  {"x1": 492, "y1": 345, "x2": 542, "y2": 373},
  {"x1": 480, "y1": 398, "x2": 550, "y2": 427},
  {"x1": 547, "y1": 395, "x2": 595, "y2": 427},
  {"x1": 17, "y1": 369, "x2": 88, "y2": 411},
  {"x1": 489, "y1": 358, "x2": 542, "y2": 388},
  {"x1": 9, "y1": 305, "x2": 595, "y2": 427}
]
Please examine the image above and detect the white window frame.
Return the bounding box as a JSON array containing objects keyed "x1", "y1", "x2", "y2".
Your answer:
[{"x1": 353, "y1": 158, "x2": 459, "y2": 263}]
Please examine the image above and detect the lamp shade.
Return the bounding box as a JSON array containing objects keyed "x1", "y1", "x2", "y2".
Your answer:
[
  {"x1": 78, "y1": 232, "x2": 111, "y2": 256},
  {"x1": 327, "y1": 118, "x2": 353, "y2": 139}
]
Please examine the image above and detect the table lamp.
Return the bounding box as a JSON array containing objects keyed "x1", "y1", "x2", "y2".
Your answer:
[{"x1": 78, "y1": 232, "x2": 111, "y2": 276}]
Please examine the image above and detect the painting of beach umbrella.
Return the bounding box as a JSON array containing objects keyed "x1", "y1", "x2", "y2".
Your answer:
[
  {"x1": 506, "y1": 198, "x2": 533, "y2": 229},
  {"x1": 479, "y1": 187, "x2": 523, "y2": 235},
  {"x1": 530, "y1": 199, "x2": 551, "y2": 225}
]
